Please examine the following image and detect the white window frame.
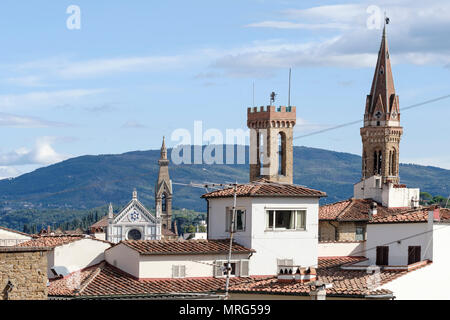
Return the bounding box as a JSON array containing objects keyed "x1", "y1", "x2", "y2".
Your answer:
[
  {"x1": 265, "y1": 209, "x2": 307, "y2": 231},
  {"x1": 225, "y1": 207, "x2": 246, "y2": 233}
]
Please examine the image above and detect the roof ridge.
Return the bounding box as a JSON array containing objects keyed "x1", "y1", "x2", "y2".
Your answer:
[
  {"x1": 336, "y1": 199, "x2": 357, "y2": 220},
  {"x1": 75, "y1": 261, "x2": 106, "y2": 296}
]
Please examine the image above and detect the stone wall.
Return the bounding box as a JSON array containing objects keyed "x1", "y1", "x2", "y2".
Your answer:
[{"x1": 0, "y1": 248, "x2": 49, "y2": 300}]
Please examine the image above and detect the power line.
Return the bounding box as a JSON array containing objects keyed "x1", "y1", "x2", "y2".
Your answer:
[{"x1": 293, "y1": 94, "x2": 450, "y2": 140}]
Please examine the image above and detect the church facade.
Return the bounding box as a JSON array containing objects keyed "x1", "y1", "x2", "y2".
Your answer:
[{"x1": 102, "y1": 137, "x2": 177, "y2": 243}]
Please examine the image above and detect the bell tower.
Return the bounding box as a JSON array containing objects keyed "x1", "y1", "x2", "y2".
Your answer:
[
  {"x1": 247, "y1": 105, "x2": 296, "y2": 184},
  {"x1": 360, "y1": 23, "x2": 402, "y2": 184},
  {"x1": 155, "y1": 137, "x2": 173, "y2": 231}
]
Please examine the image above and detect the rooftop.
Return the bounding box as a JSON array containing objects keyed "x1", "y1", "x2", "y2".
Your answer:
[
  {"x1": 16, "y1": 235, "x2": 111, "y2": 248},
  {"x1": 48, "y1": 257, "x2": 427, "y2": 299},
  {"x1": 48, "y1": 262, "x2": 267, "y2": 298},
  {"x1": 115, "y1": 239, "x2": 254, "y2": 255},
  {"x1": 202, "y1": 179, "x2": 326, "y2": 199}
]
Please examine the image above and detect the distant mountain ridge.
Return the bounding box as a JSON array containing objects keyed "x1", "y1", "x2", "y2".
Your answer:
[{"x1": 0, "y1": 145, "x2": 449, "y2": 230}]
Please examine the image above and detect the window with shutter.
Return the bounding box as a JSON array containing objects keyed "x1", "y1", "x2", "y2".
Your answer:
[
  {"x1": 376, "y1": 246, "x2": 389, "y2": 266},
  {"x1": 172, "y1": 265, "x2": 179, "y2": 278},
  {"x1": 408, "y1": 246, "x2": 421, "y2": 265},
  {"x1": 240, "y1": 260, "x2": 250, "y2": 277},
  {"x1": 172, "y1": 265, "x2": 186, "y2": 278}
]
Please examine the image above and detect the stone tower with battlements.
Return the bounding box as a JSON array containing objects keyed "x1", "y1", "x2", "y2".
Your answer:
[
  {"x1": 155, "y1": 137, "x2": 173, "y2": 231},
  {"x1": 247, "y1": 106, "x2": 296, "y2": 184},
  {"x1": 360, "y1": 24, "x2": 402, "y2": 184}
]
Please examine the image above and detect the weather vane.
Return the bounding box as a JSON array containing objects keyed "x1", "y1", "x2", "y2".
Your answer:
[{"x1": 270, "y1": 91, "x2": 277, "y2": 105}]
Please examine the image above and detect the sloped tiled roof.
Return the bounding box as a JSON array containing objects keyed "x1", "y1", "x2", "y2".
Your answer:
[
  {"x1": 202, "y1": 179, "x2": 326, "y2": 199},
  {"x1": 369, "y1": 209, "x2": 429, "y2": 224},
  {"x1": 48, "y1": 262, "x2": 267, "y2": 298},
  {"x1": 319, "y1": 198, "x2": 406, "y2": 222},
  {"x1": 117, "y1": 239, "x2": 254, "y2": 255},
  {"x1": 90, "y1": 216, "x2": 109, "y2": 229},
  {"x1": 16, "y1": 235, "x2": 111, "y2": 248},
  {"x1": 227, "y1": 257, "x2": 429, "y2": 298},
  {"x1": 48, "y1": 257, "x2": 430, "y2": 299}
]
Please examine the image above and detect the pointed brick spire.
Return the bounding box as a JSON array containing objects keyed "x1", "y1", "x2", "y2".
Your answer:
[
  {"x1": 160, "y1": 136, "x2": 167, "y2": 160},
  {"x1": 365, "y1": 23, "x2": 399, "y2": 122}
]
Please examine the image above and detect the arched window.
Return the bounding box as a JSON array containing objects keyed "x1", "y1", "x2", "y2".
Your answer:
[
  {"x1": 259, "y1": 131, "x2": 265, "y2": 175},
  {"x1": 278, "y1": 132, "x2": 286, "y2": 176},
  {"x1": 373, "y1": 150, "x2": 382, "y2": 175},
  {"x1": 162, "y1": 194, "x2": 167, "y2": 212}
]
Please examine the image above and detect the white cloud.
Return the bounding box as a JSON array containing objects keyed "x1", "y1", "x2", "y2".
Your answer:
[
  {"x1": 0, "y1": 89, "x2": 104, "y2": 110},
  {"x1": 0, "y1": 112, "x2": 69, "y2": 128},
  {"x1": 214, "y1": 0, "x2": 450, "y2": 77},
  {"x1": 4, "y1": 75, "x2": 46, "y2": 87},
  {"x1": 0, "y1": 137, "x2": 68, "y2": 166},
  {"x1": 0, "y1": 166, "x2": 21, "y2": 180},
  {"x1": 245, "y1": 21, "x2": 350, "y2": 30}
]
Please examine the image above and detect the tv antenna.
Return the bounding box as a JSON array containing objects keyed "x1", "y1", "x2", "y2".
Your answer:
[{"x1": 288, "y1": 68, "x2": 292, "y2": 107}]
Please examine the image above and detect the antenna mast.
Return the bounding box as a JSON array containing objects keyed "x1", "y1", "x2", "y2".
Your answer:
[{"x1": 288, "y1": 68, "x2": 292, "y2": 107}]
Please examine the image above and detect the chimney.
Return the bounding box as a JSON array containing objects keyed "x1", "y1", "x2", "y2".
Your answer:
[
  {"x1": 47, "y1": 225, "x2": 51, "y2": 234},
  {"x1": 432, "y1": 206, "x2": 440, "y2": 222},
  {"x1": 308, "y1": 280, "x2": 330, "y2": 300},
  {"x1": 369, "y1": 202, "x2": 378, "y2": 219}
]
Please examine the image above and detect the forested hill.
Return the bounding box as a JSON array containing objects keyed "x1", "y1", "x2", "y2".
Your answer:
[{"x1": 0, "y1": 145, "x2": 449, "y2": 230}]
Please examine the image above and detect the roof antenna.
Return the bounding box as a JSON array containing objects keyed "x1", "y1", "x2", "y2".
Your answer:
[
  {"x1": 252, "y1": 82, "x2": 255, "y2": 107},
  {"x1": 288, "y1": 68, "x2": 292, "y2": 107}
]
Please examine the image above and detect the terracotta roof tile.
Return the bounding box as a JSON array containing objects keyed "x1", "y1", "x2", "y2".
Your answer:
[
  {"x1": 319, "y1": 198, "x2": 407, "y2": 222},
  {"x1": 202, "y1": 179, "x2": 326, "y2": 199},
  {"x1": 16, "y1": 235, "x2": 112, "y2": 248},
  {"x1": 117, "y1": 239, "x2": 254, "y2": 255},
  {"x1": 48, "y1": 262, "x2": 267, "y2": 297},
  {"x1": 227, "y1": 257, "x2": 422, "y2": 298}
]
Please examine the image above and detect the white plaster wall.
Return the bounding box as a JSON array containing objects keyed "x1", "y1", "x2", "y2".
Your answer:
[
  {"x1": 51, "y1": 239, "x2": 112, "y2": 278},
  {"x1": 105, "y1": 243, "x2": 140, "y2": 278},
  {"x1": 379, "y1": 223, "x2": 450, "y2": 299},
  {"x1": 0, "y1": 228, "x2": 31, "y2": 246},
  {"x1": 318, "y1": 241, "x2": 366, "y2": 257},
  {"x1": 208, "y1": 196, "x2": 319, "y2": 276},
  {"x1": 354, "y1": 176, "x2": 419, "y2": 208},
  {"x1": 207, "y1": 197, "x2": 253, "y2": 249},
  {"x1": 93, "y1": 232, "x2": 106, "y2": 241},
  {"x1": 138, "y1": 253, "x2": 249, "y2": 279},
  {"x1": 250, "y1": 197, "x2": 319, "y2": 275},
  {"x1": 366, "y1": 221, "x2": 432, "y2": 266}
]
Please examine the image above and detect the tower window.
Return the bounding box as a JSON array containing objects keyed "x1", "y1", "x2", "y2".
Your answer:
[
  {"x1": 162, "y1": 194, "x2": 167, "y2": 212},
  {"x1": 278, "y1": 132, "x2": 286, "y2": 176}
]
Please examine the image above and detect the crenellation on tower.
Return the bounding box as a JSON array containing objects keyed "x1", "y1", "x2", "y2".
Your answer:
[{"x1": 248, "y1": 105, "x2": 296, "y2": 184}]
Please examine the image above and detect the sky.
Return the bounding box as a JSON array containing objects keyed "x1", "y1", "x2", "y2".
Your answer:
[{"x1": 0, "y1": 0, "x2": 449, "y2": 179}]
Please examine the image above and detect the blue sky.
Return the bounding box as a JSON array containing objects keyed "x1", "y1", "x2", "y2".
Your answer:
[{"x1": 0, "y1": 0, "x2": 449, "y2": 179}]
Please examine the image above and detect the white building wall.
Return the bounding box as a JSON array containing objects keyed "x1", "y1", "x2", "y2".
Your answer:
[
  {"x1": 138, "y1": 253, "x2": 249, "y2": 279},
  {"x1": 366, "y1": 220, "x2": 433, "y2": 266},
  {"x1": 354, "y1": 176, "x2": 419, "y2": 208},
  {"x1": 318, "y1": 241, "x2": 366, "y2": 257},
  {"x1": 105, "y1": 243, "x2": 140, "y2": 278},
  {"x1": 0, "y1": 228, "x2": 32, "y2": 246},
  {"x1": 250, "y1": 197, "x2": 319, "y2": 276},
  {"x1": 50, "y1": 238, "x2": 112, "y2": 279},
  {"x1": 208, "y1": 196, "x2": 320, "y2": 276},
  {"x1": 379, "y1": 222, "x2": 450, "y2": 300}
]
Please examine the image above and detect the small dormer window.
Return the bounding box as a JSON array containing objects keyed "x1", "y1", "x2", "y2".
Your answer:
[{"x1": 380, "y1": 66, "x2": 384, "y2": 74}]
